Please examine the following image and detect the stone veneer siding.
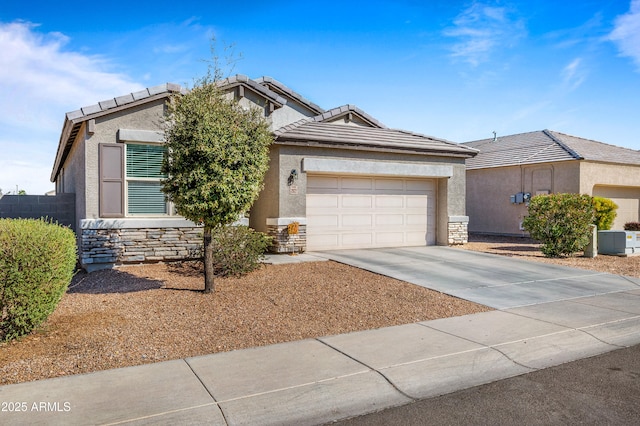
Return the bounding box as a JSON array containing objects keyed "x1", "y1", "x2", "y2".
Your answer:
[
  {"x1": 448, "y1": 216, "x2": 469, "y2": 245},
  {"x1": 266, "y1": 224, "x2": 307, "y2": 253},
  {"x1": 81, "y1": 227, "x2": 202, "y2": 270}
]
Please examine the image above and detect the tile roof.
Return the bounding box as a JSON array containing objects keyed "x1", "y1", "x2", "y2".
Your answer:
[
  {"x1": 275, "y1": 121, "x2": 477, "y2": 157},
  {"x1": 51, "y1": 83, "x2": 186, "y2": 181},
  {"x1": 463, "y1": 130, "x2": 640, "y2": 169},
  {"x1": 255, "y1": 76, "x2": 324, "y2": 114},
  {"x1": 65, "y1": 83, "x2": 186, "y2": 122},
  {"x1": 218, "y1": 75, "x2": 287, "y2": 107}
]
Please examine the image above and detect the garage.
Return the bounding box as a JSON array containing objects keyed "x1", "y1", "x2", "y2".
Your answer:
[{"x1": 306, "y1": 174, "x2": 436, "y2": 251}]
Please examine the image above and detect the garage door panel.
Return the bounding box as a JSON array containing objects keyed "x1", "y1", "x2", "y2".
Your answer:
[
  {"x1": 342, "y1": 177, "x2": 373, "y2": 190},
  {"x1": 343, "y1": 214, "x2": 373, "y2": 226},
  {"x1": 308, "y1": 234, "x2": 339, "y2": 248},
  {"x1": 307, "y1": 174, "x2": 436, "y2": 250},
  {"x1": 307, "y1": 194, "x2": 339, "y2": 208},
  {"x1": 376, "y1": 232, "x2": 405, "y2": 244},
  {"x1": 376, "y1": 214, "x2": 404, "y2": 226},
  {"x1": 406, "y1": 214, "x2": 428, "y2": 226},
  {"x1": 342, "y1": 233, "x2": 373, "y2": 246},
  {"x1": 375, "y1": 179, "x2": 404, "y2": 191},
  {"x1": 375, "y1": 196, "x2": 404, "y2": 208},
  {"x1": 406, "y1": 232, "x2": 428, "y2": 245},
  {"x1": 406, "y1": 196, "x2": 429, "y2": 209},
  {"x1": 307, "y1": 214, "x2": 339, "y2": 227},
  {"x1": 406, "y1": 179, "x2": 434, "y2": 192},
  {"x1": 307, "y1": 176, "x2": 339, "y2": 190},
  {"x1": 342, "y1": 196, "x2": 372, "y2": 208}
]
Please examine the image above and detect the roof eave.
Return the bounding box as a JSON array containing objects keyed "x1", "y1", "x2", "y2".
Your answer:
[{"x1": 274, "y1": 138, "x2": 477, "y2": 159}]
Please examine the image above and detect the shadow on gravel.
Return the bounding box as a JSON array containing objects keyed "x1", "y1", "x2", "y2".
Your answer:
[{"x1": 67, "y1": 269, "x2": 165, "y2": 294}]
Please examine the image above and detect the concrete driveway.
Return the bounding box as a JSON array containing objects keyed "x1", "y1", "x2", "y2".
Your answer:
[{"x1": 313, "y1": 246, "x2": 640, "y2": 309}]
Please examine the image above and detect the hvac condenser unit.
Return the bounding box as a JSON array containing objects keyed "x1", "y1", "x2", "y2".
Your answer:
[{"x1": 598, "y1": 231, "x2": 640, "y2": 256}]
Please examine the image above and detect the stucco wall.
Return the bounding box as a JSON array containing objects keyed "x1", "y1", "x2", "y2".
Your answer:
[
  {"x1": 84, "y1": 101, "x2": 166, "y2": 219},
  {"x1": 466, "y1": 161, "x2": 581, "y2": 235},
  {"x1": 581, "y1": 161, "x2": 640, "y2": 229},
  {"x1": 579, "y1": 161, "x2": 640, "y2": 193}
]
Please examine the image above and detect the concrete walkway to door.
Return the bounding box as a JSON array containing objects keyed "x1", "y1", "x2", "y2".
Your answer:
[{"x1": 313, "y1": 246, "x2": 640, "y2": 309}]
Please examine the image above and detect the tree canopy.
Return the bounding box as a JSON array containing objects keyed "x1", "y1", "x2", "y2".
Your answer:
[{"x1": 161, "y1": 77, "x2": 273, "y2": 292}]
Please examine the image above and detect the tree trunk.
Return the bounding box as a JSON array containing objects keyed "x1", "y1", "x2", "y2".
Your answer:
[{"x1": 203, "y1": 226, "x2": 215, "y2": 293}]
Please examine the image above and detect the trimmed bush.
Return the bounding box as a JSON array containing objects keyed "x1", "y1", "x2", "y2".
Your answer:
[
  {"x1": 522, "y1": 193, "x2": 595, "y2": 257},
  {"x1": 624, "y1": 222, "x2": 640, "y2": 231},
  {"x1": 592, "y1": 196, "x2": 618, "y2": 230},
  {"x1": 209, "y1": 225, "x2": 272, "y2": 277},
  {"x1": 0, "y1": 219, "x2": 76, "y2": 342}
]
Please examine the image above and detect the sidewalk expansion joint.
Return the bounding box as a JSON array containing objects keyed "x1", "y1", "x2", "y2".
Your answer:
[
  {"x1": 417, "y1": 323, "x2": 538, "y2": 372},
  {"x1": 315, "y1": 338, "x2": 419, "y2": 402},
  {"x1": 182, "y1": 359, "x2": 230, "y2": 425}
]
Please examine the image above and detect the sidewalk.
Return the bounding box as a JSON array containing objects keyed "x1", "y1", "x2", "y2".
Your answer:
[{"x1": 1, "y1": 253, "x2": 640, "y2": 425}]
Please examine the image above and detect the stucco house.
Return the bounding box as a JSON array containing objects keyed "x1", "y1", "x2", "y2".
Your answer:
[
  {"x1": 463, "y1": 130, "x2": 640, "y2": 236},
  {"x1": 50, "y1": 75, "x2": 478, "y2": 271}
]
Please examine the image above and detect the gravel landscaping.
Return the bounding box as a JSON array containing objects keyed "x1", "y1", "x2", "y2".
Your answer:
[
  {"x1": 0, "y1": 260, "x2": 489, "y2": 385},
  {"x1": 2, "y1": 234, "x2": 638, "y2": 386}
]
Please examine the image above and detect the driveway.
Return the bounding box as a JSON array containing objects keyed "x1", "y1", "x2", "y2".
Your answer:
[{"x1": 313, "y1": 246, "x2": 640, "y2": 309}]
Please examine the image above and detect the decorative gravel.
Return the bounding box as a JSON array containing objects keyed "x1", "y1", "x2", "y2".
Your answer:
[
  {"x1": 460, "y1": 234, "x2": 640, "y2": 278},
  {"x1": 0, "y1": 260, "x2": 490, "y2": 385}
]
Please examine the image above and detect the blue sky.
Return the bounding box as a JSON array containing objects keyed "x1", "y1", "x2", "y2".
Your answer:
[{"x1": 1, "y1": 0, "x2": 639, "y2": 194}]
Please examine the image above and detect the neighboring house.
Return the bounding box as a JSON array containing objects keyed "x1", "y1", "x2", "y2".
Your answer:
[
  {"x1": 51, "y1": 75, "x2": 478, "y2": 271},
  {"x1": 463, "y1": 130, "x2": 640, "y2": 236}
]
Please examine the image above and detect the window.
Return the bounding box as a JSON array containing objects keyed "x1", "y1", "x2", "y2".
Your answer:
[{"x1": 125, "y1": 143, "x2": 168, "y2": 215}]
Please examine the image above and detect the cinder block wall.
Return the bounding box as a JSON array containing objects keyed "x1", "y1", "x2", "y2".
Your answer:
[{"x1": 0, "y1": 194, "x2": 76, "y2": 231}]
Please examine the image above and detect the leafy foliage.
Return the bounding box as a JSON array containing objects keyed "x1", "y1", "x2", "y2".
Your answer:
[
  {"x1": 161, "y1": 74, "x2": 273, "y2": 292},
  {"x1": 0, "y1": 219, "x2": 76, "y2": 341},
  {"x1": 624, "y1": 222, "x2": 640, "y2": 231},
  {"x1": 522, "y1": 193, "x2": 596, "y2": 257},
  {"x1": 592, "y1": 196, "x2": 618, "y2": 230},
  {"x1": 209, "y1": 225, "x2": 272, "y2": 277}
]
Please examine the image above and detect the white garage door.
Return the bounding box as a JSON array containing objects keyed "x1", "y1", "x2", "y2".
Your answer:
[{"x1": 306, "y1": 174, "x2": 436, "y2": 251}]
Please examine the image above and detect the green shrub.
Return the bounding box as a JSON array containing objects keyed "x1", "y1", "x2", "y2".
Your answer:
[
  {"x1": 0, "y1": 219, "x2": 76, "y2": 342},
  {"x1": 522, "y1": 193, "x2": 595, "y2": 258},
  {"x1": 209, "y1": 225, "x2": 272, "y2": 277},
  {"x1": 592, "y1": 196, "x2": 618, "y2": 230},
  {"x1": 624, "y1": 222, "x2": 640, "y2": 231}
]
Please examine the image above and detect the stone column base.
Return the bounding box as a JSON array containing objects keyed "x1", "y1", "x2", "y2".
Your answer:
[
  {"x1": 266, "y1": 217, "x2": 307, "y2": 253},
  {"x1": 448, "y1": 216, "x2": 469, "y2": 245}
]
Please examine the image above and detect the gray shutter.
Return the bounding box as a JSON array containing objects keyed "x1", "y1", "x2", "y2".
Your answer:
[{"x1": 99, "y1": 143, "x2": 125, "y2": 218}]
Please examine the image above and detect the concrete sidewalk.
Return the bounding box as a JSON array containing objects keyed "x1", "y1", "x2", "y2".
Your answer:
[{"x1": 1, "y1": 249, "x2": 640, "y2": 425}]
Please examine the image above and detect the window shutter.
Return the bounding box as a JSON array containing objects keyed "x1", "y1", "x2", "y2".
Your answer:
[{"x1": 99, "y1": 143, "x2": 124, "y2": 218}]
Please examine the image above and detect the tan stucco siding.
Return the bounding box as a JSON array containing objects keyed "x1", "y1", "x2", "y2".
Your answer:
[
  {"x1": 84, "y1": 101, "x2": 166, "y2": 218},
  {"x1": 578, "y1": 161, "x2": 640, "y2": 194},
  {"x1": 466, "y1": 161, "x2": 581, "y2": 235},
  {"x1": 581, "y1": 161, "x2": 640, "y2": 229}
]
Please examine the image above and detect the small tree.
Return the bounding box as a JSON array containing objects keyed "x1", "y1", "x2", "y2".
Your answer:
[
  {"x1": 592, "y1": 196, "x2": 617, "y2": 230},
  {"x1": 523, "y1": 193, "x2": 595, "y2": 257},
  {"x1": 161, "y1": 74, "x2": 273, "y2": 293}
]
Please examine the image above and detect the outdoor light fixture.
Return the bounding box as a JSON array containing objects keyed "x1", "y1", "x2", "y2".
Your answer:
[{"x1": 288, "y1": 169, "x2": 298, "y2": 186}]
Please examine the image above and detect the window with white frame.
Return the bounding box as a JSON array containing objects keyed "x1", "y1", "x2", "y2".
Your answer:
[{"x1": 125, "y1": 143, "x2": 169, "y2": 215}]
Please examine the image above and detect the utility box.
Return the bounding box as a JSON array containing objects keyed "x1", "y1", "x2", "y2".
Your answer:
[{"x1": 598, "y1": 231, "x2": 640, "y2": 256}]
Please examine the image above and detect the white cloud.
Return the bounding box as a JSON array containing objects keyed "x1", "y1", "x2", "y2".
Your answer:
[
  {"x1": 561, "y1": 58, "x2": 587, "y2": 90},
  {"x1": 0, "y1": 21, "x2": 143, "y2": 194},
  {"x1": 444, "y1": 1, "x2": 526, "y2": 66},
  {"x1": 609, "y1": 0, "x2": 640, "y2": 71}
]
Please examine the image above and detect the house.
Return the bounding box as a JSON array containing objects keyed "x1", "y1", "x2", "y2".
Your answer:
[
  {"x1": 50, "y1": 76, "x2": 478, "y2": 271},
  {"x1": 463, "y1": 130, "x2": 640, "y2": 236}
]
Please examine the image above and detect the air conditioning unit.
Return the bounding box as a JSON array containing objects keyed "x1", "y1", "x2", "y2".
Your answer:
[{"x1": 597, "y1": 231, "x2": 640, "y2": 256}]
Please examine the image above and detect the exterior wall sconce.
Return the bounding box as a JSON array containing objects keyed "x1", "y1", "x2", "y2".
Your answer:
[{"x1": 287, "y1": 169, "x2": 298, "y2": 186}]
